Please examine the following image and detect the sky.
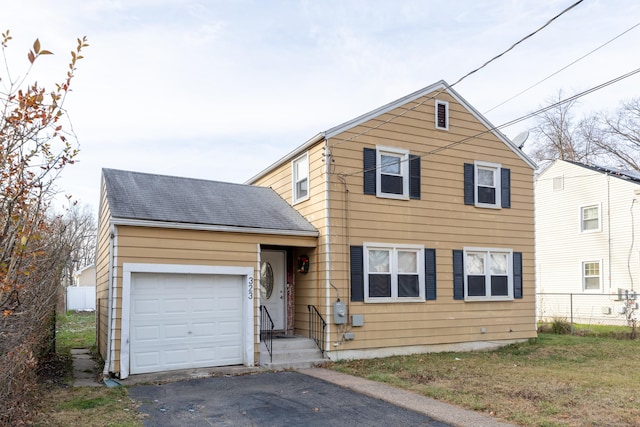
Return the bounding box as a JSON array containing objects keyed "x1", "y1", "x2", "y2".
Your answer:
[{"x1": 3, "y1": 0, "x2": 640, "y2": 215}]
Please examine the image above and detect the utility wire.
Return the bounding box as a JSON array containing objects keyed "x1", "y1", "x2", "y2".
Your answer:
[
  {"x1": 342, "y1": 66, "x2": 640, "y2": 179},
  {"x1": 485, "y1": 21, "x2": 640, "y2": 114},
  {"x1": 449, "y1": 0, "x2": 584, "y2": 86},
  {"x1": 328, "y1": 0, "x2": 585, "y2": 149}
]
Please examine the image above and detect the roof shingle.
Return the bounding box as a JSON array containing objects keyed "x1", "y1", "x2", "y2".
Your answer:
[{"x1": 102, "y1": 168, "x2": 317, "y2": 234}]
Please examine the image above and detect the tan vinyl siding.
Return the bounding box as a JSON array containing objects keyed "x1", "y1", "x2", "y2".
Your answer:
[
  {"x1": 96, "y1": 179, "x2": 112, "y2": 360},
  {"x1": 253, "y1": 142, "x2": 331, "y2": 332},
  {"x1": 324, "y1": 89, "x2": 535, "y2": 351},
  {"x1": 107, "y1": 224, "x2": 315, "y2": 374},
  {"x1": 250, "y1": 87, "x2": 535, "y2": 355}
]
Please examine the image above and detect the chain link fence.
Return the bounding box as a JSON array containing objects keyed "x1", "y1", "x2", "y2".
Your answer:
[{"x1": 537, "y1": 291, "x2": 639, "y2": 328}]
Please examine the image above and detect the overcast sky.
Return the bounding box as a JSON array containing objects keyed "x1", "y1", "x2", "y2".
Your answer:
[{"x1": 3, "y1": 0, "x2": 639, "y2": 214}]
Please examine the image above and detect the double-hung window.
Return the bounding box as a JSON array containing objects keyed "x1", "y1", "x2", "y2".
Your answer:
[
  {"x1": 376, "y1": 147, "x2": 409, "y2": 199},
  {"x1": 583, "y1": 261, "x2": 601, "y2": 291},
  {"x1": 464, "y1": 248, "x2": 513, "y2": 300},
  {"x1": 464, "y1": 161, "x2": 510, "y2": 209},
  {"x1": 292, "y1": 153, "x2": 309, "y2": 204},
  {"x1": 364, "y1": 243, "x2": 425, "y2": 302},
  {"x1": 580, "y1": 205, "x2": 600, "y2": 232},
  {"x1": 363, "y1": 147, "x2": 420, "y2": 199}
]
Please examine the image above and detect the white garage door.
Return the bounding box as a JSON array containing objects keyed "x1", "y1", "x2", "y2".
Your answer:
[{"x1": 130, "y1": 272, "x2": 244, "y2": 375}]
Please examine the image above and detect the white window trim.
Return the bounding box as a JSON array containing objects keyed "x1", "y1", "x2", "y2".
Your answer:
[
  {"x1": 435, "y1": 99, "x2": 449, "y2": 130},
  {"x1": 581, "y1": 260, "x2": 603, "y2": 292},
  {"x1": 463, "y1": 247, "x2": 514, "y2": 301},
  {"x1": 579, "y1": 203, "x2": 601, "y2": 233},
  {"x1": 376, "y1": 145, "x2": 409, "y2": 200},
  {"x1": 474, "y1": 160, "x2": 502, "y2": 209},
  {"x1": 364, "y1": 242, "x2": 425, "y2": 303},
  {"x1": 292, "y1": 152, "x2": 309, "y2": 205}
]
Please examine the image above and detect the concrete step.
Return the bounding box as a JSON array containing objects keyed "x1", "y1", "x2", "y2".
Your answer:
[{"x1": 259, "y1": 336, "x2": 326, "y2": 369}]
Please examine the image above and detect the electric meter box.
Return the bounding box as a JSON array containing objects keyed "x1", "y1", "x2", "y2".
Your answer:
[{"x1": 333, "y1": 301, "x2": 347, "y2": 324}]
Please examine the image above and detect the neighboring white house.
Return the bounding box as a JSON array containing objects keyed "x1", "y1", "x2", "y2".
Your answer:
[
  {"x1": 67, "y1": 264, "x2": 96, "y2": 311},
  {"x1": 535, "y1": 160, "x2": 640, "y2": 326}
]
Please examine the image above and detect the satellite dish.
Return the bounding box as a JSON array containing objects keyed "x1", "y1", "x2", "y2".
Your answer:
[{"x1": 512, "y1": 130, "x2": 530, "y2": 149}]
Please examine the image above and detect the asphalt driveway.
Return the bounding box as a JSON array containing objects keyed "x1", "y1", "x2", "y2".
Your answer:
[{"x1": 128, "y1": 370, "x2": 451, "y2": 426}]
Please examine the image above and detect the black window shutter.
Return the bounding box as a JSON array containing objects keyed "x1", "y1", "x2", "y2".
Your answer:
[
  {"x1": 513, "y1": 251, "x2": 523, "y2": 299},
  {"x1": 363, "y1": 148, "x2": 376, "y2": 195},
  {"x1": 463, "y1": 163, "x2": 474, "y2": 205},
  {"x1": 350, "y1": 246, "x2": 364, "y2": 302},
  {"x1": 409, "y1": 154, "x2": 421, "y2": 199},
  {"x1": 453, "y1": 250, "x2": 464, "y2": 300},
  {"x1": 501, "y1": 168, "x2": 511, "y2": 208},
  {"x1": 425, "y1": 248, "x2": 436, "y2": 300}
]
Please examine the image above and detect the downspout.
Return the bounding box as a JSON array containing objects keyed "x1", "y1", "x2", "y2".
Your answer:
[
  {"x1": 323, "y1": 138, "x2": 332, "y2": 352},
  {"x1": 102, "y1": 224, "x2": 117, "y2": 376}
]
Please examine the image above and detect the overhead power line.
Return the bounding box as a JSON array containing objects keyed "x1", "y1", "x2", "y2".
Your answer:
[
  {"x1": 342, "y1": 66, "x2": 640, "y2": 179},
  {"x1": 484, "y1": 21, "x2": 640, "y2": 114},
  {"x1": 449, "y1": 0, "x2": 584, "y2": 86},
  {"x1": 329, "y1": 0, "x2": 585, "y2": 149}
]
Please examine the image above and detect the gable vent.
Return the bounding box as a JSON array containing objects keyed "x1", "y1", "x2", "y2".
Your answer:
[{"x1": 436, "y1": 100, "x2": 448, "y2": 130}]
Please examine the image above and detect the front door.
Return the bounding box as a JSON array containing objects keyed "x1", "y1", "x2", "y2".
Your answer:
[{"x1": 260, "y1": 250, "x2": 286, "y2": 330}]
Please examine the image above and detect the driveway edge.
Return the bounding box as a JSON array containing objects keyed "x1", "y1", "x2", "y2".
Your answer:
[{"x1": 298, "y1": 368, "x2": 517, "y2": 427}]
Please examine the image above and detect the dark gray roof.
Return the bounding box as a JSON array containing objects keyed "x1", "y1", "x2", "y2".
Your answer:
[
  {"x1": 565, "y1": 161, "x2": 640, "y2": 185},
  {"x1": 102, "y1": 168, "x2": 317, "y2": 234}
]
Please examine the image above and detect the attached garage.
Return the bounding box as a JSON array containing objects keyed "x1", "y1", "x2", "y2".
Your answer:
[
  {"x1": 119, "y1": 264, "x2": 255, "y2": 379},
  {"x1": 97, "y1": 169, "x2": 318, "y2": 379}
]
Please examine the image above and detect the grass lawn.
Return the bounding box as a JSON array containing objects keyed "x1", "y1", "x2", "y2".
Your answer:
[
  {"x1": 329, "y1": 334, "x2": 640, "y2": 427},
  {"x1": 34, "y1": 311, "x2": 143, "y2": 427},
  {"x1": 35, "y1": 313, "x2": 639, "y2": 426}
]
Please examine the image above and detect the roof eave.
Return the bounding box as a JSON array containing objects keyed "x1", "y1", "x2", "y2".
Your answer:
[
  {"x1": 245, "y1": 132, "x2": 326, "y2": 184},
  {"x1": 110, "y1": 217, "x2": 319, "y2": 238}
]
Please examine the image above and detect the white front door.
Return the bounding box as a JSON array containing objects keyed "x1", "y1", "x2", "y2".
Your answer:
[{"x1": 260, "y1": 250, "x2": 286, "y2": 330}]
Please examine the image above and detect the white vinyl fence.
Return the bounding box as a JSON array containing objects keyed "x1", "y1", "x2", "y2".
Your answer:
[{"x1": 66, "y1": 286, "x2": 96, "y2": 311}]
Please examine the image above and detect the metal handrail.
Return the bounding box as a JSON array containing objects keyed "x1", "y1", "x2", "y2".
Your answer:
[
  {"x1": 307, "y1": 305, "x2": 326, "y2": 357},
  {"x1": 259, "y1": 305, "x2": 274, "y2": 362}
]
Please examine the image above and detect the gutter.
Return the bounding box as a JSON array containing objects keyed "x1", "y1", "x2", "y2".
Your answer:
[{"x1": 109, "y1": 218, "x2": 318, "y2": 238}]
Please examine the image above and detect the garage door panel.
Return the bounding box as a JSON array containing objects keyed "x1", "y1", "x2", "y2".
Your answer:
[
  {"x1": 134, "y1": 299, "x2": 161, "y2": 315},
  {"x1": 130, "y1": 272, "x2": 244, "y2": 375},
  {"x1": 165, "y1": 324, "x2": 189, "y2": 338},
  {"x1": 165, "y1": 299, "x2": 189, "y2": 314},
  {"x1": 192, "y1": 298, "x2": 216, "y2": 312},
  {"x1": 133, "y1": 325, "x2": 160, "y2": 341},
  {"x1": 133, "y1": 352, "x2": 160, "y2": 371}
]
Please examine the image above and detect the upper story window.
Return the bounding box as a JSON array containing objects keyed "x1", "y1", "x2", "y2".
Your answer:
[
  {"x1": 377, "y1": 147, "x2": 409, "y2": 199},
  {"x1": 464, "y1": 248, "x2": 513, "y2": 301},
  {"x1": 464, "y1": 161, "x2": 510, "y2": 209},
  {"x1": 364, "y1": 243, "x2": 425, "y2": 302},
  {"x1": 553, "y1": 175, "x2": 564, "y2": 191},
  {"x1": 363, "y1": 147, "x2": 420, "y2": 200},
  {"x1": 292, "y1": 152, "x2": 309, "y2": 204},
  {"x1": 435, "y1": 100, "x2": 449, "y2": 130},
  {"x1": 580, "y1": 204, "x2": 601, "y2": 232},
  {"x1": 583, "y1": 261, "x2": 601, "y2": 291}
]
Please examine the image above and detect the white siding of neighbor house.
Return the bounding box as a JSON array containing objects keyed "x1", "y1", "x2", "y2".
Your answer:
[{"x1": 535, "y1": 160, "x2": 640, "y2": 325}]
